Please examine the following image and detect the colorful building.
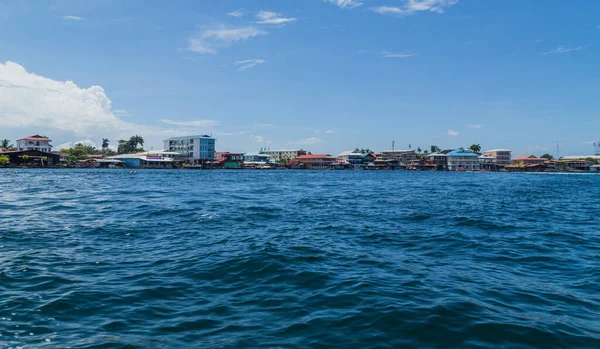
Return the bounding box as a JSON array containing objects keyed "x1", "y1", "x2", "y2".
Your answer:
[
  {"x1": 483, "y1": 149, "x2": 512, "y2": 166},
  {"x1": 446, "y1": 149, "x2": 480, "y2": 171},
  {"x1": 293, "y1": 154, "x2": 337, "y2": 169}
]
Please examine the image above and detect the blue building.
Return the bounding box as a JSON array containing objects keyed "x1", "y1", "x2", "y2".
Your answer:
[
  {"x1": 446, "y1": 149, "x2": 480, "y2": 171},
  {"x1": 163, "y1": 135, "x2": 216, "y2": 165}
]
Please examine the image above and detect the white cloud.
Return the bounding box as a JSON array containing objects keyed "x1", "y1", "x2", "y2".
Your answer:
[
  {"x1": 325, "y1": 0, "x2": 363, "y2": 8},
  {"x1": 62, "y1": 15, "x2": 83, "y2": 21},
  {"x1": 227, "y1": 9, "x2": 244, "y2": 17},
  {"x1": 467, "y1": 124, "x2": 483, "y2": 129},
  {"x1": 0, "y1": 61, "x2": 189, "y2": 149},
  {"x1": 381, "y1": 51, "x2": 418, "y2": 58},
  {"x1": 256, "y1": 11, "x2": 297, "y2": 25},
  {"x1": 233, "y1": 59, "x2": 266, "y2": 71},
  {"x1": 543, "y1": 45, "x2": 589, "y2": 55},
  {"x1": 250, "y1": 135, "x2": 272, "y2": 145},
  {"x1": 326, "y1": 130, "x2": 335, "y2": 134},
  {"x1": 288, "y1": 137, "x2": 324, "y2": 145},
  {"x1": 371, "y1": 0, "x2": 458, "y2": 16},
  {"x1": 447, "y1": 130, "x2": 459, "y2": 136},
  {"x1": 188, "y1": 26, "x2": 268, "y2": 55},
  {"x1": 160, "y1": 119, "x2": 220, "y2": 127}
]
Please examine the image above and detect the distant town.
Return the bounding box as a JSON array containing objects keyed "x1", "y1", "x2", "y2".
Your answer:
[{"x1": 1, "y1": 134, "x2": 600, "y2": 172}]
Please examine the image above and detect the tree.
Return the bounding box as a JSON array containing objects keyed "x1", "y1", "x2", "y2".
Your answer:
[
  {"x1": 430, "y1": 145, "x2": 441, "y2": 153},
  {"x1": 469, "y1": 144, "x2": 482, "y2": 154},
  {"x1": 417, "y1": 147, "x2": 422, "y2": 153},
  {"x1": 102, "y1": 138, "x2": 110, "y2": 151},
  {"x1": 1, "y1": 139, "x2": 10, "y2": 150},
  {"x1": 0, "y1": 155, "x2": 9, "y2": 166},
  {"x1": 540, "y1": 154, "x2": 554, "y2": 160}
]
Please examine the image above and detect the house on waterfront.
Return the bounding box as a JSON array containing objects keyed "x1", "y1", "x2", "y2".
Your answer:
[
  {"x1": 260, "y1": 149, "x2": 305, "y2": 163},
  {"x1": 510, "y1": 155, "x2": 546, "y2": 166},
  {"x1": 425, "y1": 152, "x2": 447, "y2": 170},
  {"x1": 1, "y1": 149, "x2": 61, "y2": 167},
  {"x1": 244, "y1": 152, "x2": 272, "y2": 163},
  {"x1": 446, "y1": 149, "x2": 480, "y2": 171},
  {"x1": 292, "y1": 154, "x2": 336, "y2": 169},
  {"x1": 483, "y1": 149, "x2": 511, "y2": 167},
  {"x1": 163, "y1": 135, "x2": 215, "y2": 165},
  {"x1": 379, "y1": 150, "x2": 417, "y2": 163},
  {"x1": 338, "y1": 151, "x2": 364, "y2": 166},
  {"x1": 215, "y1": 152, "x2": 245, "y2": 169},
  {"x1": 107, "y1": 151, "x2": 180, "y2": 169},
  {"x1": 16, "y1": 135, "x2": 52, "y2": 152}
]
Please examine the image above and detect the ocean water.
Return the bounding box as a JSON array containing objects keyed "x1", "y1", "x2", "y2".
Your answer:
[{"x1": 0, "y1": 169, "x2": 599, "y2": 348}]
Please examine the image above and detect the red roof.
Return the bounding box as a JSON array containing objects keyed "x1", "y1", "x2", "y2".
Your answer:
[
  {"x1": 17, "y1": 135, "x2": 51, "y2": 141},
  {"x1": 513, "y1": 155, "x2": 543, "y2": 161},
  {"x1": 215, "y1": 152, "x2": 230, "y2": 155},
  {"x1": 296, "y1": 154, "x2": 334, "y2": 159}
]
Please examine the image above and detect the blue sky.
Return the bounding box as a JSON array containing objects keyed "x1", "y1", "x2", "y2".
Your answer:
[{"x1": 0, "y1": 0, "x2": 598, "y2": 156}]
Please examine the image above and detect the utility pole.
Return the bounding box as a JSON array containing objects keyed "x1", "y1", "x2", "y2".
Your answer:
[
  {"x1": 392, "y1": 141, "x2": 395, "y2": 151},
  {"x1": 555, "y1": 141, "x2": 560, "y2": 160}
]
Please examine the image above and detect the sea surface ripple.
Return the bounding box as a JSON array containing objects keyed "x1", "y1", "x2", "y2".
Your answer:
[{"x1": 0, "y1": 169, "x2": 599, "y2": 348}]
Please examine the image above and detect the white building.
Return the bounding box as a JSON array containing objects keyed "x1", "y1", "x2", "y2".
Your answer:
[
  {"x1": 163, "y1": 135, "x2": 216, "y2": 164},
  {"x1": 260, "y1": 149, "x2": 305, "y2": 162},
  {"x1": 338, "y1": 151, "x2": 364, "y2": 165},
  {"x1": 16, "y1": 135, "x2": 52, "y2": 152},
  {"x1": 446, "y1": 149, "x2": 480, "y2": 171}
]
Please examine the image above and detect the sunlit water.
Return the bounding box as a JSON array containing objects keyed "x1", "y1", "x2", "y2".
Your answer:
[{"x1": 1, "y1": 169, "x2": 599, "y2": 348}]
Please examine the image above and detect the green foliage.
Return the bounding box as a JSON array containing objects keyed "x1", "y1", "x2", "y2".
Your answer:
[
  {"x1": 469, "y1": 144, "x2": 482, "y2": 154},
  {"x1": 430, "y1": 145, "x2": 441, "y2": 153},
  {"x1": 102, "y1": 138, "x2": 110, "y2": 150},
  {"x1": 22, "y1": 154, "x2": 29, "y2": 161},
  {"x1": 0, "y1": 155, "x2": 9, "y2": 166},
  {"x1": 117, "y1": 135, "x2": 145, "y2": 154},
  {"x1": 1, "y1": 139, "x2": 13, "y2": 150},
  {"x1": 540, "y1": 154, "x2": 554, "y2": 160}
]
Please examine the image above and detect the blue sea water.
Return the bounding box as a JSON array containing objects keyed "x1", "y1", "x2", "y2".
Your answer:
[{"x1": 0, "y1": 169, "x2": 599, "y2": 348}]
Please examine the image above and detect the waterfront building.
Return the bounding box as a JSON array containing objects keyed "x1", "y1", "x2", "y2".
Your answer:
[
  {"x1": 425, "y1": 152, "x2": 447, "y2": 170},
  {"x1": 338, "y1": 151, "x2": 364, "y2": 166},
  {"x1": 446, "y1": 149, "x2": 480, "y2": 171},
  {"x1": 1, "y1": 149, "x2": 61, "y2": 166},
  {"x1": 215, "y1": 152, "x2": 245, "y2": 169},
  {"x1": 379, "y1": 150, "x2": 417, "y2": 163},
  {"x1": 483, "y1": 149, "x2": 512, "y2": 166},
  {"x1": 260, "y1": 149, "x2": 305, "y2": 163},
  {"x1": 562, "y1": 160, "x2": 593, "y2": 171},
  {"x1": 244, "y1": 152, "x2": 272, "y2": 163},
  {"x1": 510, "y1": 155, "x2": 546, "y2": 166},
  {"x1": 479, "y1": 154, "x2": 498, "y2": 171},
  {"x1": 361, "y1": 153, "x2": 376, "y2": 164},
  {"x1": 163, "y1": 135, "x2": 215, "y2": 165},
  {"x1": 107, "y1": 152, "x2": 176, "y2": 169},
  {"x1": 16, "y1": 135, "x2": 52, "y2": 152},
  {"x1": 561, "y1": 155, "x2": 600, "y2": 161},
  {"x1": 293, "y1": 154, "x2": 337, "y2": 169}
]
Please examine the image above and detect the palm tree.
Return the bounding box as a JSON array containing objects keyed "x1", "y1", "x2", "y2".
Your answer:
[
  {"x1": 430, "y1": 145, "x2": 441, "y2": 153},
  {"x1": 1, "y1": 139, "x2": 11, "y2": 150},
  {"x1": 469, "y1": 144, "x2": 481, "y2": 153},
  {"x1": 102, "y1": 138, "x2": 110, "y2": 150}
]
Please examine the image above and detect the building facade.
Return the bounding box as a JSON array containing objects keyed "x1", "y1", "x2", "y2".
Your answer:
[
  {"x1": 379, "y1": 150, "x2": 417, "y2": 163},
  {"x1": 483, "y1": 149, "x2": 512, "y2": 166},
  {"x1": 446, "y1": 150, "x2": 480, "y2": 171},
  {"x1": 337, "y1": 151, "x2": 364, "y2": 165},
  {"x1": 261, "y1": 149, "x2": 305, "y2": 163},
  {"x1": 425, "y1": 152, "x2": 447, "y2": 170},
  {"x1": 244, "y1": 152, "x2": 272, "y2": 163},
  {"x1": 16, "y1": 135, "x2": 52, "y2": 152},
  {"x1": 163, "y1": 135, "x2": 216, "y2": 164},
  {"x1": 294, "y1": 154, "x2": 337, "y2": 169}
]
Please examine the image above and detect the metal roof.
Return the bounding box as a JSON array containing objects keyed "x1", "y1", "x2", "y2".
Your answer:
[{"x1": 165, "y1": 135, "x2": 215, "y2": 141}]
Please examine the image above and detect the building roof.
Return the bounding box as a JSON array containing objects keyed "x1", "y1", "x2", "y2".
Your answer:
[
  {"x1": 485, "y1": 149, "x2": 511, "y2": 152},
  {"x1": 261, "y1": 149, "x2": 303, "y2": 152},
  {"x1": 446, "y1": 150, "x2": 479, "y2": 157},
  {"x1": 338, "y1": 151, "x2": 363, "y2": 156},
  {"x1": 165, "y1": 135, "x2": 215, "y2": 141},
  {"x1": 513, "y1": 155, "x2": 543, "y2": 161},
  {"x1": 245, "y1": 152, "x2": 272, "y2": 157},
  {"x1": 17, "y1": 135, "x2": 51, "y2": 141},
  {"x1": 381, "y1": 150, "x2": 415, "y2": 153},
  {"x1": 561, "y1": 155, "x2": 600, "y2": 160},
  {"x1": 425, "y1": 152, "x2": 447, "y2": 157},
  {"x1": 296, "y1": 154, "x2": 334, "y2": 159}
]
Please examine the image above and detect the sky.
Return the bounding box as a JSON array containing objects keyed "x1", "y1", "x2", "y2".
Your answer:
[{"x1": 0, "y1": 0, "x2": 599, "y2": 156}]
